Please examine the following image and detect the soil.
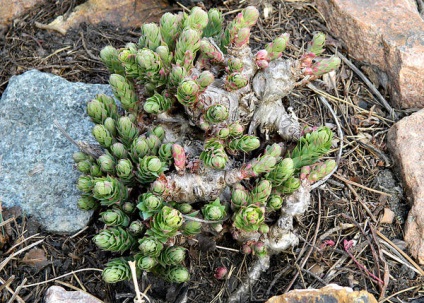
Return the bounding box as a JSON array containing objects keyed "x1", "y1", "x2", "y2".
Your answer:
[{"x1": 0, "y1": 0, "x2": 423, "y2": 302}]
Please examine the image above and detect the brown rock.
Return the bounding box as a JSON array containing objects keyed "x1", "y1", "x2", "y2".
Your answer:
[
  {"x1": 315, "y1": 0, "x2": 424, "y2": 109},
  {"x1": 44, "y1": 286, "x2": 102, "y2": 303},
  {"x1": 380, "y1": 208, "x2": 395, "y2": 224},
  {"x1": 0, "y1": 0, "x2": 45, "y2": 26},
  {"x1": 48, "y1": 0, "x2": 169, "y2": 34},
  {"x1": 266, "y1": 284, "x2": 378, "y2": 303},
  {"x1": 387, "y1": 109, "x2": 424, "y2": 264}
]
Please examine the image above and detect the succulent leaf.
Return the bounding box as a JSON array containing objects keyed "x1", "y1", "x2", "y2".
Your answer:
[
  {"x1": 109, "y1": 74, "x2": 138, "y2": 113},
  {"x1": 202, "y1": 8, "x2": 223, "y2": 38},
  {"x1": 100, "y1": 46, "x2": 125, "y2": 75},
  {"x1": 290, "y1": 126, "x2": 333, "y2": 169}
]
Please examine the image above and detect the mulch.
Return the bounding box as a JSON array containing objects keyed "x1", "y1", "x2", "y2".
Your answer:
[{"x1": 0, "y1": 0, "x2": 423, "y2": 302}]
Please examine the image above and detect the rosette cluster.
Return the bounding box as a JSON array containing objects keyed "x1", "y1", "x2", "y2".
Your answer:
[{"x1": 73, "y1": 5, "x2": 338, "y2": 285}]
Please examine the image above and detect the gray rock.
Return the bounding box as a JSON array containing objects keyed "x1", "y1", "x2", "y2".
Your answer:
[
  {"x1": 44, "y1": 286, "x2": 103, "y2": 303},
  {"x1": 0, "y1": 70, "x2": 111, "y2": 233}
]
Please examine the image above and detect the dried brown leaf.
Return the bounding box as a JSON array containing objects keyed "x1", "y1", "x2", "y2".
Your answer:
[{"x1": 21, "y1": 247, "x2": 50, "y2": 269}]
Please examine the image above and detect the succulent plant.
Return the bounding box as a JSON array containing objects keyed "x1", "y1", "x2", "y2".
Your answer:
[
  {"x1": 182, "y1": 220, "x2": 202, "y2": 236},
  {"x1": 137, "y1": 192, "x2": 163, "y2": 219},
  {"x1": 73, "y1": 5, "x2": 339, "y2": 285},
  {"x1": 135, "y1": 254, "x2": 157, "y2": 271},
  {"x1": 92, "y1": 176, "x2": 128, "y2": 206},
  {"x1": 77, "y1": 195, "x2": 99, "y2": 210},
  {"x1": 165, "y1": 266, "x2": 190, "y2": 283},
  {"x1": 102, "y1": 258, "x2": 132, "y2": 283},
  {"x1": 100, "y1": 207, "x2": 130, "y2": 227},
  {"x1": 159, "y1": 246, "x2": 187, "y2": 266},
  {"x1": 233, "y1": 205, "x2": 265, "y2": 232},
  {"x1": 93, "y1": 227, "x2": 134, "y2": 252},
  {"x1": 138, "y1": 236, "x2": 164, "y2": 257},
  {"x1": 146, "y1": 206, "x2": 184, "y2": 242},
  {"x1": 202, "y1": 199, "x2": 227, "y2": 221}
]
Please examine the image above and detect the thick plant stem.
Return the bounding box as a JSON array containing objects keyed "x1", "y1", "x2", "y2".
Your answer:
[
  {"x1": 227, "y1": 255, "x2": 270, "y2": 303},
  {"x1": 267, "y1": 181, "x2": 311, "y2": 253},
  {"x1": 187, "y1": 54, "x2": 302, "y2": 141}
]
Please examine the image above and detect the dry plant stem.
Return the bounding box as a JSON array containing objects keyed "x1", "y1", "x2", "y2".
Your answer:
[
  {"x1": 227, "y1": 255, "x2": 270, "y2": 303},
  {"x1": 318, "y1": 223, "x2": 355, "y2": 241},
  {"x1": 341, "y1": 214, "x2": 384, "y2": 287},
  {"x1": 128, "y1": 261, "x2": 150, "y2": 303},
  {"x1": 4, "y1": 233, "x2": 42, "y2": 255},
  {"x1": 0, "y1": 276, "x2": 25, "y2": 303},
  {"x1": 376, "y1": 230, "x2": 424, "y2": 276},
  {"x1": 343, "y1": 243, "x2": 384, "y2": 286},
  {"x1": 189, "y1": 47, "x2": 301, "y2": 140},
  {"x1": 0, "y1": 238, "x2": 44, "y2": 272},
  {"x1": 190, "y1": 238, "x2": 239, "y2": 252},
  {"x1": 333, "y1": 174, "x2": 391, "y2": 197},
  {"x1": 343, "y1": 181, "x2": 378, "y2": 223},
  {"x1": 379, "y1": 285, "x2": 422, "y2": 303},
  {"x1": 328, "y1": 47, "x2": 398, "y2": 120},
  {"x1": 0, "y1": 275, "x2": 14, "y2": 293},
  {"x1": 22, "y1": 268, "x2": 103, "y2": 288},
  {"x1": 54, "y1": 120, "x2": 103, "y2": 158},
  {"x1": 158, "y1": 170, "x2": 226, "y2": 203},
  {"x1": 0, "y1": 217, "x2": 14, "y2": 228},
  {"x1": 34, "y1": 21, "x2": 66, "y2": 35},
  {"x1": 369, "y1": 225, "x2": 389, "y2": 300},
  {"x1": 6, "y1": 278, "x2": 26, "y2": 303},
  {"x1": 342, "y1": 214, "x2": 382, "y2": 276}
]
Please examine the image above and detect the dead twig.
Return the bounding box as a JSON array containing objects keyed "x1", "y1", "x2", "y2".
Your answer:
[
  {"x1": 6, "y1": 278, "x2": 26, "y2": 303},
  {"x1": 370, "y1": 225, "x2": 389, "y2": 300},
  {"x1": 328, "y1": 47, "x2": 398, "y2": 120},
  {"x1": 128, "y1": 261, "x2": 151, "y2": 303},
  {"x1": 53, "y1": 120, "x2": 103, "y2": 158},
  {"x1": 376, "y1": 230, "x2": 424, "y2": 276},
  {"x1": 34, "y1": 21, "x2": 66, "y2": 35},
  {"x1": 22, "y1": 268, "x2": 103, "y2": 288},
  {"x1": 334, "y1": 174, "x2": 391, "y2": 197},
  {"x1": 379, "y1": 285, "x2": 422, "y2": 303}
]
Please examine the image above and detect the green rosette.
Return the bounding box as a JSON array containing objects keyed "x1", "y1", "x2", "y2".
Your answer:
[
  {"x1": 93, "y1": 227, "x2": 134, "y2": 253},
  {"x1": 102, "y1": 258, "x2": 132, "y2": 283},
  {"x1": 233, "y1": 205, "x2": 265, "y2": 232},
  {"x1": 147, "y1": 206, "x2": 184, "y2": 243},
  {"x1": 137, "y1": 192, "x2": 164, "y2": 219},
  {"x1": 92, "y1": 176, "x2": 128, "y2": 206},
  {"x1": 136, "y1": 156, "x2": 167, "y2": 184}
]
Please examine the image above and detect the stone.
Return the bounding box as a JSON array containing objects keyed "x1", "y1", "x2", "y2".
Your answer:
[
  {"x1": 315, "y1": 0, "x2": 424, "y2": 109},
  {"x1": 48, "y1": 0, "x2": 169, "y2": 35},
  {"x1": 380, "y1": 208, "x2": 395, "y2": 224},
  {"x1": 0, "y1": 0, "x2": 45, "y2": 27},
  {"x1": 44, "y1": 286, "x2": 102, "y2": 303},
  {"x1": 0, "y1": 70, "x2": 111, "y2": 233},
  {"x1": 387, "y1": 109, "x2": 424, "y2": 264},
  {"x1": 265, "y1": 284, "x2": 378, "y2": 303}
]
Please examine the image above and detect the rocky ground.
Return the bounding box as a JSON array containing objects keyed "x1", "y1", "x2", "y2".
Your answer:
[{"x1": 0, "y1": 0, "x2": 423, "y2": 302}]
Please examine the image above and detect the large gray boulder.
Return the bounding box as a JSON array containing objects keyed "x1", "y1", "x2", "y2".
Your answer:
[{"x1": 0, "y1": 70, "x2": 111, "y2": 233}]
